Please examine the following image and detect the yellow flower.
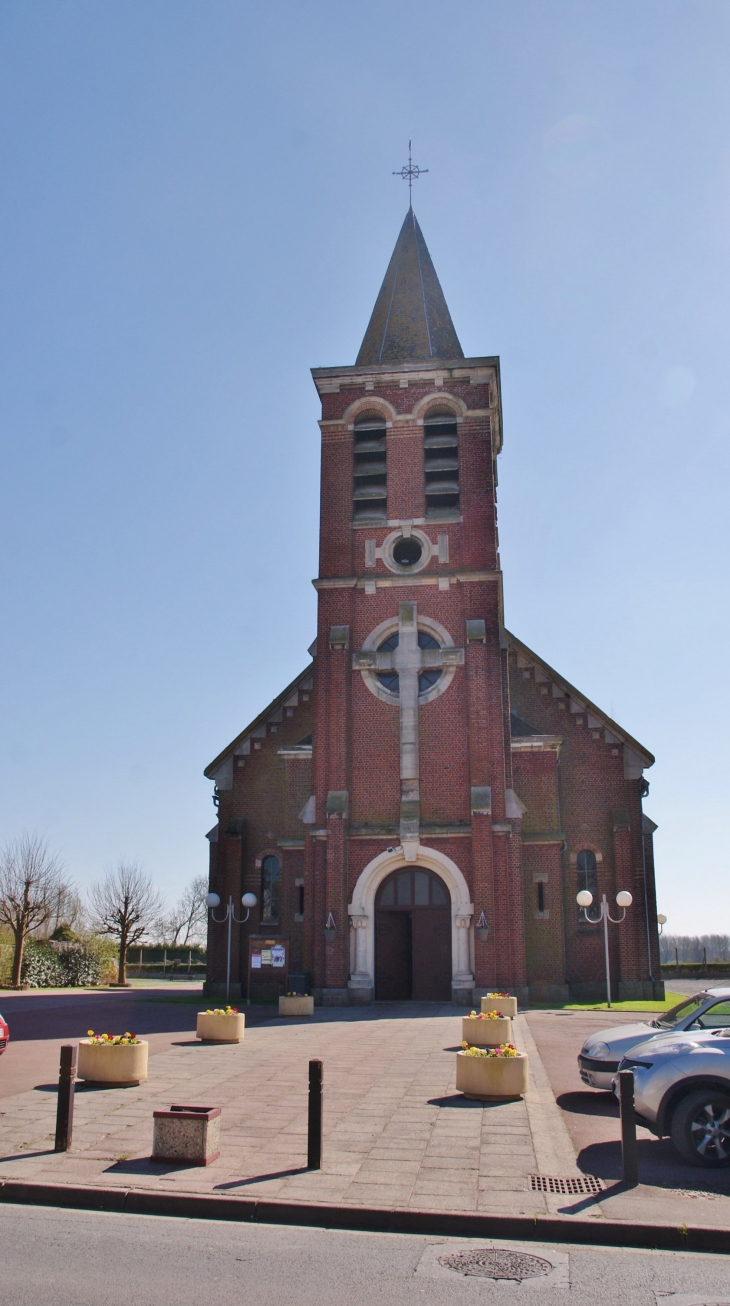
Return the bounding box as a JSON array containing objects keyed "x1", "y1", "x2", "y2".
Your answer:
[{"x1": 87, "y1": 1030, "x2": 94, "y2": 1037}]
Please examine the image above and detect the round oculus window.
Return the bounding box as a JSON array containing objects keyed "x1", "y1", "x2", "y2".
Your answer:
[
  {"x1": 392, "y1": 537, "x2": 423, "y2": 568},
  {"x1": 372, "y1": 630, "x2": 443, "y2": 698},
  {"x1": 360, "y1": 614, "x2": 459, "y2": 707},
  {"x1": 380, "y1": 527, "x2": 432, "y2": 574}
]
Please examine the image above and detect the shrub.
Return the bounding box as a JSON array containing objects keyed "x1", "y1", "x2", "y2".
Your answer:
[
  {"x1": 21, "y1": 943, "x2": 64, "y2": 987},
  {"x1": 99, "y1": 958, "x2": 119, "y2": 985},
  {"x1": 51, "y1": 922, "x2": 80, "y2": 942},
  {"x1": 21, "y1": 941, "x2": 103, "y2": 988},
  {"x1": 84, "y1": 936, "x2": 119, "y2": 985},
  {"x1": 57, "y1": 945, "x2": 102, "y2": 987},
  {"x1": 0, "y1": 927, "x2": 12, "y2": 987}
]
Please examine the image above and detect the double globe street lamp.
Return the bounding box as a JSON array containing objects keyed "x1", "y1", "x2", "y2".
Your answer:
[
  {"x1": 205, "y1": 891, "x2": 257, "y2": 1003},
  {"x1": 576, "y1": 888, "x2": 633, "y2": 1009}
]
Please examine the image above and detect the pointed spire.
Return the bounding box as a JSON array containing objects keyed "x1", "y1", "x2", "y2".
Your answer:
[{"x1": 356, "y1": 209, "x2": 464, "y2": 366}]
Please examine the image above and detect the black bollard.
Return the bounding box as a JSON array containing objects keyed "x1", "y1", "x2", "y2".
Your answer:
[
  {"x1": 55, "y1": 1044, "x2": 77, "y2": 1152},
  {"x1": 618, "y1": 1068, "x2": 638, "y2": 1187},
  {"x1": 307, "y1": 1059, "x2": 323, "y2": 1170}
]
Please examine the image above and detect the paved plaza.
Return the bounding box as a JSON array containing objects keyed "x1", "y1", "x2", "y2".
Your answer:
[{"x1": 0, "y1": 1004, "x2": 729, "y2": 1229}]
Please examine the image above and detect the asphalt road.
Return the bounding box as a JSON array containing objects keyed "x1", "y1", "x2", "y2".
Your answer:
[
  {"x1": 1, "y1": 1205, "x2": 729, "y2": 1306},
  {"x1": 0, "y1": 986, "x2": 275, "y2": 1099}
]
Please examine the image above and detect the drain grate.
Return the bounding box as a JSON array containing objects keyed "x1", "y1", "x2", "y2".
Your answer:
[
  {"x1": 439, "y1": 1249, "x2": 553, "y2": 1281},
  {"x1": 529, "y1": 1173, "x2": 603, "y2": 1195}
]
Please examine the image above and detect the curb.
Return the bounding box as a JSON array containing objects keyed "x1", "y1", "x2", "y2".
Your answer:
[{"x1": 1, "y1": 1180, "x2": 729, "y2": 1254}]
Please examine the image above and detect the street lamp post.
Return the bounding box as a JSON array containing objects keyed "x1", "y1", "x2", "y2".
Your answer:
[
  {"x1": 576, "y1": 889, "x2": 633, "y2": 1009},
  {"x1": 205, "y1": 892, "x2": 257, "y2": 1003}
]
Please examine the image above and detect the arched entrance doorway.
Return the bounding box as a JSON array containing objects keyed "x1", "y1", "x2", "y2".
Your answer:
[{"x1": 374, "y1": 867, "x2": 452, "y2": 1000}]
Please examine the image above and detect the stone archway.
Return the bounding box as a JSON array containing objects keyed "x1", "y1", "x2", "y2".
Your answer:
[{"x1": 347, "y1": 845, "x2": 474, "y2": 1004}]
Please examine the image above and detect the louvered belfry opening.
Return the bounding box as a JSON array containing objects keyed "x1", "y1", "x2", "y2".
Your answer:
[
  {"x1": 423, "y1": 409, "x2": 459, "y2": 518},
  {"x1": 353, "y1": 413, "x2": 387, "y2": 522}
]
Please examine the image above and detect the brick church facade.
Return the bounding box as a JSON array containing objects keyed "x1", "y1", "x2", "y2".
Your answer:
[{"x1": 204, "y1": 208, "x2": 663, "y2": 1006}]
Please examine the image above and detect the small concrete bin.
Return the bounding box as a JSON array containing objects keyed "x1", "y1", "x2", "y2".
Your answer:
[
  {"x1": 461, "y1": 1015, "x2": 513, "y2": 1047},
  {"x1": 481, "y1": 994, "x2": 518, "y2": 1019},
  {"x1": 77, "y1": 1039, "x2": 148, "y2": 1086},
  {"x1": 152, "y1": 1104, "x2": 221, "y2": 1166},
  {"x1": 455, "y1": 1051, "x2": 528, "y2": 1100},
  {"x1": 196, "y1": 1012, "x2": 245, "y2": 1043},
  {"x1": 278, "y1": 995, "x2": 314, "y2": 1017}
]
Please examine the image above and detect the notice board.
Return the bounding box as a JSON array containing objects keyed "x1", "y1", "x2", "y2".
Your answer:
[{"x1": 247, "y1": 934, "x2": 289, "y2": 1001}]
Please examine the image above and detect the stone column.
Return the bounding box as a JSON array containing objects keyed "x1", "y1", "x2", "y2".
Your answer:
[
  {"x1": 347, "y1": 914, "x2": 372, "y2": 1004},
  {"x1": 453, "y1": 912, "x2": 475, "y2": 1003}
]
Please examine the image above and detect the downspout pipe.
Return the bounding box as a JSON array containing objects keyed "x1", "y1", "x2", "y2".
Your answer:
[
  {"x1": 639, "y1": 787, "x2": 655, "y2": 987},
  {"x1": 556, "y1": 755, "x2": 570, "y2": 990}
]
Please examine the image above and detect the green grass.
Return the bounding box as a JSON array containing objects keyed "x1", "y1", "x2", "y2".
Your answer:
[{"x1": 530, "y1": 990, "x2": 686, "y2": 1013}]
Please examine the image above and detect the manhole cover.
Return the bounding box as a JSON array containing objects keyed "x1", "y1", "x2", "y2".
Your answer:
[{"x1": 438, "y1": 1249, "x2": 553, "y2": 1281}]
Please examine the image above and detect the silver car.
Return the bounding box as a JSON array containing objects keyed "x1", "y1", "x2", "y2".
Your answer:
[
  {"x1": 578, "y1": 988, "x2": 730, "y2": 1089},
  {"x1": 615, "y1": 1027, "x2": 730, "y2": 1166}
]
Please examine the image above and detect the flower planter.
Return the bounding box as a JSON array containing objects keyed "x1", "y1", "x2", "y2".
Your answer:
[
  {"x1": 152, "y1": 1104, "x2": 221, "y2": 1165},
  {"x1": 461, "y1": 1015, "x2": 513, "y2": 1046},
  {"x1": 455, "y1": 1050, "x2": 529, "y2": 1099},
  {"x1": 278, "y1": 995, "x2": 314, "y2": 1017},
  {"x1": 196, "y1": 1012, "x2": 245, "y2": 1043},
  {"x1": 481, "y1": 994, "x2": 518, "y2": 1019},
  {"x1": 77, "y1": 1039, "x2": 148, "y2": 1085}
]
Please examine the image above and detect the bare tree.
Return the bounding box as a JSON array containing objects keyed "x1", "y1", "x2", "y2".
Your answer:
[
  {"x1": 0, "y1": 833, "x2": 68, "y2": 987},
  {"x1": 155, "y1": 875, "x2": 208, "y2": 947},
  {"x1": 45, "y1": 882, "x2": 86, "y2": 939},
  {"x1": 88, "y1": 861, "x2": 163, "y2": 986}
]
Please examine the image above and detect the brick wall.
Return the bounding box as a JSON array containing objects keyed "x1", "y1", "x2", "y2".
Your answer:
[{"x1": 206, "y1": 353, "x2": 659, "y2": 1003}]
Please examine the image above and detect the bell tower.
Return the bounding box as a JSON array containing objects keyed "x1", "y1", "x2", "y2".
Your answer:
[{"x1": 305, "y1": 206, "x2": 528, "y2": 1005}]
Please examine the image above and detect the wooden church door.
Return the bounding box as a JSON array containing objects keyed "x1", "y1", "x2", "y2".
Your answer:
[{"x1": 374, "y1": 868, "x2": 452, "y2": 1001}]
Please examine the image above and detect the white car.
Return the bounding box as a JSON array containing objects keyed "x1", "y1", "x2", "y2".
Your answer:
[
  {"x1": 578, "y1": 988, "x2": 730, "y2": 1089},
  {"x1": 615, "y1": 1027, "x2": 730, "y2": 1167}
]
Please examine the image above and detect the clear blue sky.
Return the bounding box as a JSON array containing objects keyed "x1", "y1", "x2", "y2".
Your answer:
[{"x1": 1, "y1": 1, "x2": 728, "y2": 935}]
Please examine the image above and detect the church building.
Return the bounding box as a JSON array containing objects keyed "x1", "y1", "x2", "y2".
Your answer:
[{"x1": 204, "y1": 207, "x2": 663, "y2": 1007}]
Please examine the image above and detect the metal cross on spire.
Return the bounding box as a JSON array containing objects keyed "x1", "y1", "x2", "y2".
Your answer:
[{"x1": 393, "y1": 139, "x2": 428, "y2": 203}]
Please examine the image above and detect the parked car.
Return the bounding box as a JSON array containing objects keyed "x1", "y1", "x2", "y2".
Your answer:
[
  {"x1": 578, "y1": 988, "x2": 730, "y2": 1089},
  {"x1": 615, "y1": 1027, "x2": 730, "y2": 1166},
  {"x1": 0, "y1": 1011, "x2": 8, "y2": 1054}
]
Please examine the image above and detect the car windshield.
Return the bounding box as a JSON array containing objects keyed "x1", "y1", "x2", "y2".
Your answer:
[{"x1": 654, "y1": 994, "x2": 708, "y2": 1029}]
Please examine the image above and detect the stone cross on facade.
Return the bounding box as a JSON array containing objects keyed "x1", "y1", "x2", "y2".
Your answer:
[{"x1": 354, "y1": 602, "x2": 464, "y2": 859}]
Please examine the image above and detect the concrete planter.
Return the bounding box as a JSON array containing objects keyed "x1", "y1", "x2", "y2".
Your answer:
[
  {"x1": 481, "y1": 995, "x2": 518, "y2": 1019},
  {"x1": 455, "y1": 1051, "x2": 529, "y2": 1100},
  {"x1": 461, "y1": 1015, "x2": 513, "y2": 1047},
  {"x1": 152, "y1": 1104, "x2": 221, "y2": 1166},
  {"x1": 196, "y1": 1012, "x2": 245, "y2": 1043},
  {"x1": 77, "y1": 1039, "x2": 148, "y2": 1086},
  {"x1": 278, "y1": 995, "x2": 314, "y2": 1017}
]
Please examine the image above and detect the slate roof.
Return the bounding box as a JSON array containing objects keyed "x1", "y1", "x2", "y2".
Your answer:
[
  {"x1": 510, "y1": 711, "x2": 543, "y2": 737},
  {"x1": 356, "y1": 208, "x2": 464, "y2": 366}
]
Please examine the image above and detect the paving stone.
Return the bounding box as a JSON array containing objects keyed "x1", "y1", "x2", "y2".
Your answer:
[{"x1": 0, "y1": 1008, "x2": 571, "y2": 1217}]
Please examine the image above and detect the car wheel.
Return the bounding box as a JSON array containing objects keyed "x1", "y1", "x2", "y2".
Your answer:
[{"x1": 670, "y1": 1089, "x2": 730, "y2": 1167}]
